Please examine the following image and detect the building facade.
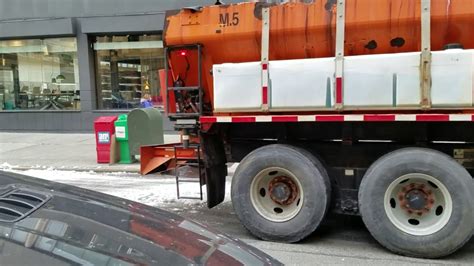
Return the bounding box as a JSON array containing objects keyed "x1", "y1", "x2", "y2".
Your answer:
[{"x1": 0, "y1": 0, "x2": 242, "y2": 132}]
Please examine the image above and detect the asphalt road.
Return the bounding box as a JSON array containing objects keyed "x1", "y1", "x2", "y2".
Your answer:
[
  {"x1": 166, "y1": 200, "x2": 474, "y2": 265},
  {"x1": 9, "y1": 169, "x2": 474, "y2": 265}
]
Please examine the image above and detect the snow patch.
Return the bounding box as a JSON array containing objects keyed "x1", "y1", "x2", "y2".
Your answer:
[
  {"x1": 0, "y1": 162, "x2": 15, "y2": 170},
  {"x1": 5, "y1": 169, "x2": 232, "y2": 209}
]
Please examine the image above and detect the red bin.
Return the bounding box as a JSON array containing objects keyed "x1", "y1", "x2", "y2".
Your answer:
[{"x1": 94, "y1": 116, "x2": 118, "y2": 163}]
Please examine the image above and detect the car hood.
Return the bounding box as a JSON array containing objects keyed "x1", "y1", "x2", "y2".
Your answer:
[{"x1": 0, "y1": 171, "x2": 281, "y2": 266}]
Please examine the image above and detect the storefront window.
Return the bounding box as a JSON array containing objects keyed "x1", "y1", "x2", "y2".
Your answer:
[
  {"x1": 0, "y1": 38, "x2": 80, "y2": 111},
  {"x1": 94, "y1": 34, "x2": 164, "y2": 110}
]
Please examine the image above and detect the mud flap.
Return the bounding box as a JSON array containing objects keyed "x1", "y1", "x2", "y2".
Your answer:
[{"x1": 201, "y1": 131, "x2": 227, "y2": 208}]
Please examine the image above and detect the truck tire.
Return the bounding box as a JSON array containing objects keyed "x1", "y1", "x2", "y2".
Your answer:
[
  {"x1": 231, "y1": 144, "x2": 330, "y2": 242},
  {"x1": 359, "y1": 147, "x2": 474, "y2": 258}
]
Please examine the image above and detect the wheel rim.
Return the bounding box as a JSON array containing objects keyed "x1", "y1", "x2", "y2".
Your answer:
[
  {"x1": 250, "y1": 167, "x2": 304, "y2": 222},
  {"x1": 384, "y1": 173, "x2": 453, "y2": 236}
]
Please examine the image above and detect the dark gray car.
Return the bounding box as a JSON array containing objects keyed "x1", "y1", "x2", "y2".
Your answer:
[{"x1": 0, "y1": 171, "x2": 282, "y2": 266}]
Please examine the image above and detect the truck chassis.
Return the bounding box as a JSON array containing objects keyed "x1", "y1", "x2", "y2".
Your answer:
[{"x1": 145, "y1": 0, "x2": 474, "y2": 259}]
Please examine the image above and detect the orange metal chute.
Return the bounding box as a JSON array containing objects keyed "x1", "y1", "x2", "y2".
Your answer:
[
  {"x1": 140, "y1": 143, "x2": 201, "y2": 175},
  {"x1": 164, "y1": 0, "x2": 474, "y2": 114}
]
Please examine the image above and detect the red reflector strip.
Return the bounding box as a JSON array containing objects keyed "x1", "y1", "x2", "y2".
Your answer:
[
  {"x1": 364, "y1": 114, "x2": 396, "y2": 121},
  {"x1": 262, "y1": 63, "x2": 268, "y2": 70},
  {"x1": 200, "y1": 114, "x2": 472, "y2": 124},
  {"x1": 416, "y1": 114, "x2": 450, "y2": 121},
  {"x1": 232, "y1": 117, "x2": 256, "y2": 123},
  {"x1": 316, "y1": 115, "x2": 344, "y2": 122},
  {"x1": 272, "y1": 116, "x2": 298, "y2": 122},
  {"x1": 200, "y1": 117, "x2": 217, "y2": 123},
  {"x1": 262, "y1": 86, "x2": 268, "y2": 105},
  {"x1": 335, "y1": 77, "x2": 343, "y2": 104}
]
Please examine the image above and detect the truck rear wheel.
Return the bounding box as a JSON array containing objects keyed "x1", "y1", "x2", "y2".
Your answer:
[
  {"x1": 359, "y1": 148, "x2": 474, "y2": 258},
  {"x1": 231, "y1": 144, "x2": 330, "y2": 242}
]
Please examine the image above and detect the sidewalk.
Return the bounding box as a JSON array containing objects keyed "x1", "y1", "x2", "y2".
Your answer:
[{"x1": 0, "y1": 132, "x2": 180, "y2": 173}]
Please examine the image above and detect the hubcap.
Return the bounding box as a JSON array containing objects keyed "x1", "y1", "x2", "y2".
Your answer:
[
  {"x1": 398, "y1": 182, "x2": 435, "y2": 216},
  {"x1": 384, "y1": 173, "x2": 453, "y2": 236},
  {"x1": 269, "y1": 176, "x2": 298, "y2": 205},
  {"x1": 250, "y1": 167, "x2": 304, "y2": 222},
  {"x1": 405, "y1": 190, "x2": 426, "y2": 210}
]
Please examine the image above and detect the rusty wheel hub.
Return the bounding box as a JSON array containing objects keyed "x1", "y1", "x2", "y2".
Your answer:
[
  {"x1": 251, "y1": 167, "x2": 305, "y2": 222},
  {"x1": 385, "y1": 173, "x2": 453, "y2": 236},
  {"x1": 268, "y1": 176, "x2": 299, "y2": 205},
  {"x1": 398, "y1": 182, "x2": 435, "y2": 216}
]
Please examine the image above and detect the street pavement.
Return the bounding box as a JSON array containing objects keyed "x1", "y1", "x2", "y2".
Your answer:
[
  {"x1": 0, "y1": 132, "x2": 180, "y2": 172},
  {"x1": 1, "y1": 132, "x2": 473, "y2": 265}
]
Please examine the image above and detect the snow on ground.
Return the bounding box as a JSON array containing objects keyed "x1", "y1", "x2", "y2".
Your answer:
[
  {"x1": 1, "y1": 167, "x2": 232, "y2": 211},
  {"x1": 0, "y1": 162, "x2": 16, "y2": 169}
]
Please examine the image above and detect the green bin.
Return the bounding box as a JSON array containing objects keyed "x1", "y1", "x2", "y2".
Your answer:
[
  {"x1": 115, "y1": 114, "x2": 133, "y2": 164},
  {"x1": 128, "y1": 108, "x2": 164, "y2": 157},
  {"x1": 4, "y1": 100, "x2": 14, "y2": 110}
]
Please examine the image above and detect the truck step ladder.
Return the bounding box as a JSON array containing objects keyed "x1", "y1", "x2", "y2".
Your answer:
[{"x1": 174, "y1": 144, "x2": 204, "y2": 200}]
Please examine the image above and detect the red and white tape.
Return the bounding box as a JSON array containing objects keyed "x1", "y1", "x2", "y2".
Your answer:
[
  {"x1": 200, "y1": 114, "x2": 474, "y2": 124},
  {"x1": 262, "y1": 63, "x2": 269, "y2": 106}
]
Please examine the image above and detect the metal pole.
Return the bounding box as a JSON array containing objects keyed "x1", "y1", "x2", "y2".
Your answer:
[
  {"x1": 175, "y1": 147, "x2": 180, "y2": 199},
  {"x1": 334, "y1": 0, "x2": 345, "y2": 111},
  {"x1": 261, "y1": 7, "x2": 270, "y2": 112},
  {"x1": 198, "y1": 145, "x2": 203, "y2": 200},
  {"x1": 420, "y1": 0, "x2": 432, "y2": 109},
  {"x1": 165, "y1": 47, "x2": 169, "y2": 115},
  {"x1": 198, "y1": 44, "x2": 203, "y2": 115}
]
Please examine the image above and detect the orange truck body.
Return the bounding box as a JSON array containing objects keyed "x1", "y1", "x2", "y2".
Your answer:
[{"x1": 164, "y1": 0, "x2": 474, "y2": 113}]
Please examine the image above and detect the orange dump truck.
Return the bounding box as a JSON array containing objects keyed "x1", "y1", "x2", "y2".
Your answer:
[{"x1": 142, "y1": 0, "x2": 474, "y2": 258}]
